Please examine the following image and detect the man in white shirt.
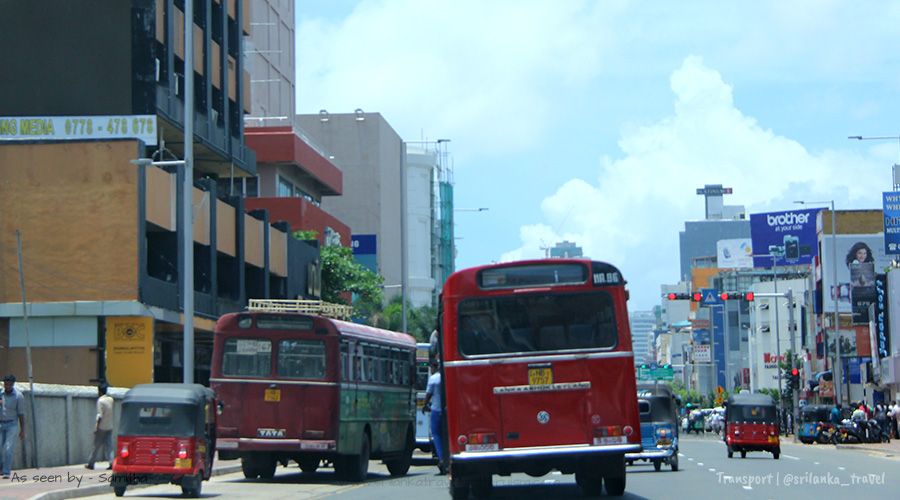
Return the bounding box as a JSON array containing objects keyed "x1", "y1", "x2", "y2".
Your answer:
[
  {"x1": 86, "y1": 383, "x2": 114, "y2": 470},
  {"x1": 422, "y1": 361, "x2": 445, "y2": 474}
]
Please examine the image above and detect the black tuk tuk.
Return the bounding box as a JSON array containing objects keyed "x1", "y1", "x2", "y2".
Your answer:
[
  {"x1": 110, "y1": 384, "x2": 217, "y2": 497},
  {"x1": 626, "y1": 384, "x2": 680, "y2": 471}
]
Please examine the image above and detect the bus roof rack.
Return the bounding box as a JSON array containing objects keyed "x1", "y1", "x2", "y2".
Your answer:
[{"x1": 247, "y1": 299, "x2": 353, "y2": 320}]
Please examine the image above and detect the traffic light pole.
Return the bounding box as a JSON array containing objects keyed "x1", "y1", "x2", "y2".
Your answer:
[{"x1": 787, "y1": 289, "x2": 799, "y2": 443}]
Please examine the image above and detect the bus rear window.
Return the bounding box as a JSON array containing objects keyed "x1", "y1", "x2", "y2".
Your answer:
[
  {"x1": 479, "y1": 263, "x2": 587, "y2": 288},
  {"x1": 221, "y1": 338, "x2": 272, "y2": 377},
  {"x1": 277, "y1": 340, "x2": 326, "y2": 379},
  {"x1": 256, "y1": 315, "x2": 314, "y2": 330},
  {"x1": 457, "y1": 292, "x2": 617, "y2": 356}
]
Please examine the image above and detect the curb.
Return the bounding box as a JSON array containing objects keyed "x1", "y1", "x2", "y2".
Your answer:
[
  {"x1": 834, "y1": 444, "x2": 898, "y2": 457},
  {"x1": 30, "y1": 464, "x2": 243, "y2": 500}
]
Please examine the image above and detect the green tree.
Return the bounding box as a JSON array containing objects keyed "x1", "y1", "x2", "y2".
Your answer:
[
  {"x1": 319, "y1": 244, "x2": 384, "y2": 310},
  {"x1": 372, "y1": 294, "x2": 437, "y2": 341}
]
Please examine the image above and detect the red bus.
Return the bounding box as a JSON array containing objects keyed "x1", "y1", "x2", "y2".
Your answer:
[
  {"x1": 211, "y1": 300, "x2": 417, "y2": 482},
  {"x1": 438, "y1": 259, "x2": 641, "y2": 498}
]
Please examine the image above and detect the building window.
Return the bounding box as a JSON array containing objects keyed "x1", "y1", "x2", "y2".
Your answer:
[
  {"x1": 277, "y1": 176, "x2": 293, "y2": 197},
  {"x1": 245, "y1": 177, "x2": 258, "y2": 197}
]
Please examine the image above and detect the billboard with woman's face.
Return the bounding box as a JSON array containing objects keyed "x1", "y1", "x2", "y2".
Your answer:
[{"x1": 820, "y1": 234, "x2": 888, "y2": 322}]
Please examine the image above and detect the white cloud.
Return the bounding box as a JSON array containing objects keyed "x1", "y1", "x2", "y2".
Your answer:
[{"x1": 501, "y1": 56, "x2": 885, "y2": 308}]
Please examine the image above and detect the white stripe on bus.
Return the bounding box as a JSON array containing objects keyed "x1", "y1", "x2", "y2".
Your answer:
[
  {"x1": 209, "y1": 378, "x2": 338, "y2": 386},
  {"x1": 493, "y1": 382, "x2": 591, "y2": 394},
  {"x1": 444, "y1": 351, "x2": 634, "y2": 367}
]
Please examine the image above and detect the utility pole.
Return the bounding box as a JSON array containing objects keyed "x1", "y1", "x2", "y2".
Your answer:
[
  {"x1": 15, "y1": 230, "x2": 38, "y2": 467},
  {"x1": 787, "y1": 289, "x2": 799, "y2": 443}
]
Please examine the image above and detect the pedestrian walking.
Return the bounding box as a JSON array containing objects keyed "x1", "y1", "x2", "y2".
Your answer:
[
  {"x1": 0, "y1": 374, "x2": 26, "y2": 479},
  {"x1": 86, "y1": 383, "x2": 114, "y2": 470},
  {"x1": 421, "y1": 360, "x2": 445, "y2": 474},
  {"x1": 892, "y1": 401, "x2": 900, "y2": 439}
]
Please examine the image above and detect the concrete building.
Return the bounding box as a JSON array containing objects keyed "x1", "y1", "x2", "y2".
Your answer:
[
  {"x1": 0, "y1": 0, "x2": 321, "y2": 387},
  {"x1": 679, "y1": 185, "x2": 749, "y2": 281},
  {"x1": 630, "y1": 310, "x2": 656, "y2": 366},
  {"x1": 550, "y1": 241, "x2": 583, "y2": 258}
]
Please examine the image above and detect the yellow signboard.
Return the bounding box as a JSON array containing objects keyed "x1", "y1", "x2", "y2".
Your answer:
[{"x1": 106, "y1": 316, "x2": 154, "y2": 387}]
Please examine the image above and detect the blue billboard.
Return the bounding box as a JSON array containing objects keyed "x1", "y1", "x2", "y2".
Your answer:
[
  {"x1": 883, "y1": 192, "x2": 900, "y2": 255},
  {"x1": 750, "y1": 208, "x2": 820, "y2": 267},
  {"x1": 351, "y1": 234, "x2": 377, "y2": 273}
]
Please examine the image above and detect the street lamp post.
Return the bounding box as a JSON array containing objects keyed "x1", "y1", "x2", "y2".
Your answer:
[
  {"x1": 754, "y1": 254, "x2": 784, "y2": 408},
  {"x1": 795, "y1": 200, "x2": 840, "y2": 404}
]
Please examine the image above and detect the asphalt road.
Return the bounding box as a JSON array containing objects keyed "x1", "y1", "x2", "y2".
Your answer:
[{"x1": 79, "y1": 436, "x2": 897, "y2": 499}]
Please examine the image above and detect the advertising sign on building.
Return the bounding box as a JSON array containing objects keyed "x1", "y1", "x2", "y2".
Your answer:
[
  {"x1": 105, "y1": 316, "x2": 154, "y2": 388},
  {"x1": 875, "y1": 274, "x2": 891, "y2": 358},
  {"x1": 0, "y1": 115, "x2": 158, "y2": 145},
  {"x1": 883, "y1": 192, "x2": 900, "y2": 255},
  {"x1": 692, "y1": 344, "x2": 711, "y2": 363},
  {"x1": 750, "y1": 209, "x2": 820, "y2": 267},
  {"x1": 820, "y1": 234, "x2": 889, "y2": 322},
  {"x1": 351, "y1": 234, "x2": 377, "y2": 273},
  {"x1": 716, "y1": 238, "x2": 753, "y2": 269}
]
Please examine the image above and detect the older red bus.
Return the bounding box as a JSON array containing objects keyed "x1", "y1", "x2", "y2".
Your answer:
[
  {"x1": 211, "y1": 300, "x2": 417, "y2": 482},
  {"x1": 438, "y1": 259, "x2": 641, "y2": 498}
]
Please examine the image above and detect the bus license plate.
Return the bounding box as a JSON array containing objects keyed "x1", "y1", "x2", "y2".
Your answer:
[
  {"x1": 528, "y1": 367, "x2": 553, "y2": 386},
  {"x1": 264, "y1": 388, "x2": 281, "y2": 402}
]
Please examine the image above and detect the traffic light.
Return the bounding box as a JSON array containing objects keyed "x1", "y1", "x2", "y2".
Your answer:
[
  {"x1": 789, "y1": 367, "x2": 800, "y2": 390},
  {"x1": 719, "y1": 291, "x2": 755, "y2": 301},
  {"x1": 665, "y1": 292, "x2": 702, "y2": 301}
]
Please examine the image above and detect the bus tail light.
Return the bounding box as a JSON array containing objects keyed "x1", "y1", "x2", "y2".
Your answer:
[
  {"x1": 464, "y1": 433, "x2": 498, "y2": 452},
  {"x1": 593, "y1": 426, "x2": 627, "y2": 446}
]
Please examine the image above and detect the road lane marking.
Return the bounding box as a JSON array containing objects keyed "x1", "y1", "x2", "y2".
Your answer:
[
  {"x1": 543, "y1": 480, "x2": 556, "y2": 484},
  {"x1": 814, "y1": 461, "x2": 820, "y2": 465},
  {"x1": 688, "y1": 458, "x2": 694, "y2": 461},
  {"x1": 839, "y1": 466, "x2": 846, "y2": 470},
  {"x1": 708, "y1": 468, "x2": 716, "y2": 472},
  {"x1": 742, "y1": 485, "x2": 752, "y2": 490},
  {"x1": 782, "y1": 454, "x2": 800, "y2": 460},
  {"x1": 678, "y1": 453, "x2": 685, "y2": 457},
  {"x1": 697, "y1": 462, "x2": 704, "y2": 466}
]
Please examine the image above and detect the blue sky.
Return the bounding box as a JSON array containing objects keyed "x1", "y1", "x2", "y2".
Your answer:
[{"x1": 295, "y1": 1, "x2": 900, "y2": 311}]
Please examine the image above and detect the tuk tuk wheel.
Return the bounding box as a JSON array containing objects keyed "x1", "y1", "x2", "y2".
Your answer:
[
  {"x1": 181, "y1": 475, "x2": 202, "y2": 498},
  {"x1": 773, "y1": 450, "x2": 780, "y2": 460},
  {"x1": 670, "y1": 454, "x2": 679, "y2": 471},
  {"x1": 653, "y1": 461, "x2": 661, "y2": 472},
  {"x1": 114, "y1": 485, "x2": 126, "y2": 497},
  {"x1": 740, "y1": 451, "x2": 746, "y2": 459},
  {"x1": 727, "y1": 445, "x2": 733, "y2": 458},
  {"x1": 299, "y1": 458, "x2": 319, "y2": 473}
]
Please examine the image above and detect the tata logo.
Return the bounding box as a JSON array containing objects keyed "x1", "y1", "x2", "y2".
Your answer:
[
  {"x1": 767, "y1": 212, "x2": 809, "y2": 226},
  {"x1": 257, "y1": 428, "x2": 286, "y2": 438}
]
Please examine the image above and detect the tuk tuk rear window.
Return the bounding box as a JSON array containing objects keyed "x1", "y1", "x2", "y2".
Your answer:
[
  {"x1": 119, "y1": 403, "x2": 196, "y2": 437},
  {"x1": 729, "y1": 405, "x2": 775, "y2": 423},
  {"x1": 221, "y1": 338, "x2": 272, "y2": 377}
]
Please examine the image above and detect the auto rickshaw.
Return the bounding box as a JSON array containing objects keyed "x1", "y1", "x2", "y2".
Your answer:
[
  {"x1": 110, "y1": 384, "x2": 217, "y2": 497},
  {"x1": 625, "y1": 385, "x2": 679, "y2": 471},
  {"x1": 798, "y1": 405, "x2": 833, "y2": 444},
  {"x1": 724, "y1": 393, "x2": 779, "y2": 459}
]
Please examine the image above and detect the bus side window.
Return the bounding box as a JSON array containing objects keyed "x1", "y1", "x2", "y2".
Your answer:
[{"x1": 340, "y1": 342, "x2": 349, "y2": 381}]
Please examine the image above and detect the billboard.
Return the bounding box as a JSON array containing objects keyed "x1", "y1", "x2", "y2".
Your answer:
[
  {"x1": 717, "y1": 238, "x2": 753, "y2": 268},
  {"x1": 750, "y1": 209, "x2": 819, "y2": 267},
  {"x1": 883, "y1": 192, "x2": 900, "y2": 255},
  {"x1": 351, "y1": 234, "x2": 377, "y2": 273},
  {"x1": 106, "y1": 316, "x2": 154, "y2": 387},
  {"x1": 692, "y1": 344, "x2": 711, "y2": 363},
  {"x1": 820, "y1": 234, "x2": 889, "y2": 321}
]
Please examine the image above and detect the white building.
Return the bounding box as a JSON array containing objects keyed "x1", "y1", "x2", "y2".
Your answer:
[
  {"x1": 748, "y1": 278, "x2": 809, "y2": 392},
  {"x1": 630, "y1": 311, "x2": 656, "y2": 365}
]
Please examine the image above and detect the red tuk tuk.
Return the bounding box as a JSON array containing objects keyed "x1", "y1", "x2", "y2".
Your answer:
[
  {"x1": 724, "y1": 393, "x2": 780, "y2": 460},
  {"x1": 110, "y1": 384, "x2": 217, "y2": 497}
]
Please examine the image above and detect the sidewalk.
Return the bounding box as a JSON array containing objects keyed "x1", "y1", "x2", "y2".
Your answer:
[
  {"x1": 0, "y1": 455, "x2": 241, "y2": 500},
  {"x1": 835, "y1": 439, "x2": 900, "y2": 458}
]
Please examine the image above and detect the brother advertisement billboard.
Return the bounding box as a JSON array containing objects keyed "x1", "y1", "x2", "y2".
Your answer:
[{"x1": 750, "y1": 209, "x2": 820, "y2": 267}]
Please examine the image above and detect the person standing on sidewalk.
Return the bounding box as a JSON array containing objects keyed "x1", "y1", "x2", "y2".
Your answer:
[
  {"x1": 86, "y1": 383, "x2": 114, "y2": 470},
  {"x1": 421, "y1": 359, "x2": 445, "y2": 474},
  {"x1": 0, "y1": 374, "x2": 26, "y2": 479}
]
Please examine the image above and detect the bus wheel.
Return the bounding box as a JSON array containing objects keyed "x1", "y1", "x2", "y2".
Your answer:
[
  {"x1": 449, "y1": 476, "x2": 470, "y2": 500},
  {"x1": 344, "y1": 434, "x2": 370, "y2": 482},
  {"x1": 604, "y1": 475, "x2": 626, "y2": 496},
  {"x1": 575, "y1": 471, "x2": 602, "y2": 496},
  {"x1": 259, "y1": 456, "x2": 277, "y2": 479},
  {"x1": 241, "y1": 457, "x2": 259, "y2": 479},
  {"x1": 471, "y1": 475, "x2": 492, "y2": 498},
  {"x1": 386, "y1": 430, "x2": 414, "y2": 476},
  {"x1": 299, "y1": 458, "x2": 319, "y2": 473}
]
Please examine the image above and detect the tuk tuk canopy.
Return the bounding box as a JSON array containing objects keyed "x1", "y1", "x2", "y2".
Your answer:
[
  {"x1": 637, "y1": 386, "x2": 678, "y2": 423},
  {"x1": 799, "y1": 404, "x2": 832, "y2": 423},
  {"x1": 725, "y1": 393, "x2": 776, "y2": 424},
  {"x1": 119, "y1": 383, "x2": 215, "y2": 438}
]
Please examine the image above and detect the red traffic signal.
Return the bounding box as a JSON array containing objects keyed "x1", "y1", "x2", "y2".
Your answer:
[
  {"x1": 791, "y1": 367, "x2": 799, "y2": 377},
  {"x1": 691, "y1": 292, "x2": 702, "y2": 302},
  {"x1": 743, "y1": 292, "x2": 754, "y2": 301},
  {"x1": 720, "y1": 292, "x2": 734, "y2": 301},
  {"x1": 720, "y1": 291, "x2": 755, "y2": 301},
  {"x1": 666, "y1": 292, "x2": 679, "y2": 300}
]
